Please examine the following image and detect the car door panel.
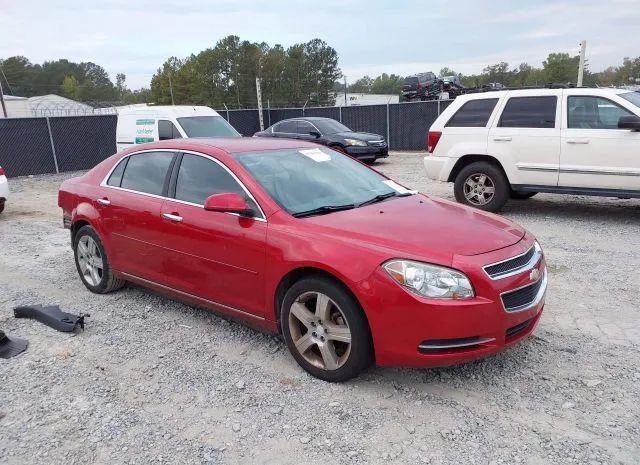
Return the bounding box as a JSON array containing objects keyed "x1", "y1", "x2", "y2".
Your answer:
[
  {"x1": 159, "y1": 153, "x2": 268, "y2": 317},
  {"x1": 560, "y1": 94, "x2": 640, "y2": 190},
  {"x1": 488, "y1": 92, "x2": 561, "y2": 187}
]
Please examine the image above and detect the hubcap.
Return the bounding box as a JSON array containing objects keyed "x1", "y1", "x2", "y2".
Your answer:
[
  {"x1": 463, "y1": 173, "x2": 496, "y2": 206},
  {"x1": 288, "y1": 291, "x2": 352, "y2": 371},
  {"x1": 77, "y1": 236, "x2": 103, "y2": 286}
]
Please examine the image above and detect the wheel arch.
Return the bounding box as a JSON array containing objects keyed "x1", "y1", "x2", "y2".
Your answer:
[
  {"x1": 273, "y1": 266, "x2": 373, "y2": 349},
  {"x1": 447, "y1": 154, "x2": 510, "y2": 184}
]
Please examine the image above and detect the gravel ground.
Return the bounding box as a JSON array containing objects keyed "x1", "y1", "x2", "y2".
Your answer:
[{"x1": 1, "y1": 152, "x2": 639, "y2": 465}]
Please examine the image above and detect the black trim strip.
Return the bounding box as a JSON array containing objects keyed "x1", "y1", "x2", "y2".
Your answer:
[
  {"x1": 511, "y1": 184, "x2": 640, "y2": 198},
  {"x1": 117, "y1": 141, "x2": 135, "y2": 145}
]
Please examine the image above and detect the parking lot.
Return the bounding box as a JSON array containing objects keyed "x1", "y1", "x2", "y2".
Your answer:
[{"x1": 1, "y1": 151, "x2": 639, "y2": 465}]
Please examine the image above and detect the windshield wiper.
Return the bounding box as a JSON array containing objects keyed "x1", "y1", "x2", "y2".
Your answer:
[
  {"x1": 357, "y1": 192, "x2": 411, "y2": 207},
  {"x1": 292, "y1": 204, "x2": 356, "y2": 218}
]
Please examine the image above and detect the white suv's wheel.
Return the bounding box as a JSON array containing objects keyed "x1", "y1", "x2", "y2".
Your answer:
[{"x1": 454, "y1": 162, "x2": 510, "y2": 212}]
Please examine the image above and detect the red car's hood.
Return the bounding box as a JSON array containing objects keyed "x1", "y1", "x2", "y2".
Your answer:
[{"x1": 303, "y1": 195, "x2": 525, "y2": 262}]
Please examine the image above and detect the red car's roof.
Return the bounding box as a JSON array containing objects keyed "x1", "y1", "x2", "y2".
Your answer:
[{"x1": 124, "y1": 137, "x2": 318, "y2": 155}]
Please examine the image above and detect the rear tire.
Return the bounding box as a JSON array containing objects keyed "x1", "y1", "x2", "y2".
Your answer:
[
  {"x1": 454, "y1": 162, "x2": 510, "y2": 212},
  {"x1": 280, "y1": 276, "x2": 373, "y2": 382},
  {"x1": 510, "y1": 192, "x2": 537, "y2": 200},
  {"x1": 73, "y1": 225, "x2": 125, "y2": 294}
]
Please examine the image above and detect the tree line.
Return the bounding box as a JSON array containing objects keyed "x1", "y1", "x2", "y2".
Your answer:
[
  {"x1": 1, "y1": 48, "x2": 639, "y2": 109},
  {"x1": 150, "y1": 35, "x2": 341, "y2": 109},
  {"x1": 0, "y1": 56, "x2": 150, "y2": 104},
  {"x1": 346, "y1": 53, "x2": 640, "y2": 94}
]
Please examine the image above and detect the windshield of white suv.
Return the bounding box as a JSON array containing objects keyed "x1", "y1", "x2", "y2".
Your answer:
[
  {"x1": 235, "y1": 147, "x2": 412, "y2": 217},
  {"x1": 177, "y1": 116, "x2": 241, "y2": 137},
  {"x1": 620, "y1": 92, "x2": 640, "y2": 110}
]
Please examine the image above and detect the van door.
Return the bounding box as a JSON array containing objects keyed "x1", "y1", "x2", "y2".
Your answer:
[
  {"x1": 488, "y1": 91, "x2": 561, "y2": 188},
  {"x1": 560, "y1": 94, "x2": 640, "y2": 191}
]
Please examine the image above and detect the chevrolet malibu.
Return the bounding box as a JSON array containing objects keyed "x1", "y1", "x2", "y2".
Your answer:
[{"x1": 58, "y1": 138, "x2": 547, "y2": 381}]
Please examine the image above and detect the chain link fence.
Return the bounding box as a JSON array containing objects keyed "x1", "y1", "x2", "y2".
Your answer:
[
  {"x1": 0, "y1": 101, "x2": 451, "y2": 177},
  {"x1": 220, "y1": 100, "x2": 450, "y2": 149},
  {"x1": 0, "y1": 115, "x2": 116, "y2": 178}
]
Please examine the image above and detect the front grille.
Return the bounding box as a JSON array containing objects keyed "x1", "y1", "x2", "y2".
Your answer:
[
  {"x1": 501, "y1": 277, "x2": 545, "y2": 312},
  {"x1": 485, "y1": 246, "x2": 536, "y2": 279},
  {"x1": 505, "y1": 318, "x2": 533, "y2": 339},
  {"x1": 368, "y1": 140, "x2": 387, "y2": 148}
]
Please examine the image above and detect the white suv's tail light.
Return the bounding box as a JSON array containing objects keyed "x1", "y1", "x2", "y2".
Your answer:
[{"x1": 427, "y1": 131, "x2": 442, "y2": 154}]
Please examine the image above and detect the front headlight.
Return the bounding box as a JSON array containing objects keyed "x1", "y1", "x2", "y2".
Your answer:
[
  {"x1": 383, "y1": 260, "x2": 474, "y2": 299},
  {"x1": 344, "y1": 138, "x2": 368, "y2": 147}
]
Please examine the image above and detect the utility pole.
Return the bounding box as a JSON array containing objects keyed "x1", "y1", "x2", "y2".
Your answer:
[
  {"x1": 577, "y1": 40, "x2": 587, "y2": 87},
  {"x1": 344, "y1": 75, "x2": 347, "y2": 107},
  {"x1": 256, "y1": 77, "x2": 264, "y2": 131},
  {"x1": 168, "y1": 75, "x2": 175, "y2": 105},
  {"x1": 0, "y1": 79, "x2": 7, "y2": 118}
]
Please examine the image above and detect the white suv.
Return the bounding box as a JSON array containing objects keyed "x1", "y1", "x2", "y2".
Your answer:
[{"x1": 424, "y1": 88, "x2": 640, "y2": 212}]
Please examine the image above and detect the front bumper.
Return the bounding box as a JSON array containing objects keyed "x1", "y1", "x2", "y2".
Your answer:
[
  {"x1": 357, "y1": 234, "x2": 546, "y2": 367},
  {"x1": 345, "y1": 145, "x2": 389, "y2": 161}
]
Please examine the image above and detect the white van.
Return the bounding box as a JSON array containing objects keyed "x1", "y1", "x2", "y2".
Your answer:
[{"x1": 116, "y1": 105, "x2": 240, "y2": 152}]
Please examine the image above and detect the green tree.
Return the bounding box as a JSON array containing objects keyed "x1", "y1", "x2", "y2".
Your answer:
[
  {"x1": 542, "y1": 53, "x2": 582, "y2": 84},
  {"x1": 348, "y1": 76, "x2": 373, "y2": 93},
  {"x1": 370, "y1": 73, "x2": 404, "y2": 94}
]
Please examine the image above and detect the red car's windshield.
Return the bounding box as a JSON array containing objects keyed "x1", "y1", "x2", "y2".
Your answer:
[{"x1": 235, "y1": 147, "x2": 411, "y2": 216}]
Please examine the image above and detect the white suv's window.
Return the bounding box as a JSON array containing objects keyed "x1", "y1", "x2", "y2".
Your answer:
[
  {"x1": 568, "y1": 96, "x2": 634, "y2": 129},
  {"x1": 499, "y1": 96, "x2": 557, "y2": 128},
  {"x1": 446, "y1": 98, "x2": 498, "y2": 127}
]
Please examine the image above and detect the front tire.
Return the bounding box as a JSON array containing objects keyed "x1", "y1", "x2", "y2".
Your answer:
[
  {"x1": 454, "y1": 162, "x2": 510, "y2": 212},
  {"x1": 73, "y1": 225, "x2": 125, "y2": 294},
  {"x1": 280, "y1": 276, "x2": 373, "y2": 382}
]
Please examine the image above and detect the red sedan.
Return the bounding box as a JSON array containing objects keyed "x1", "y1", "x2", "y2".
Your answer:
[{"x1": 58, "y1": 138, "x2": 547, "y2": 381}]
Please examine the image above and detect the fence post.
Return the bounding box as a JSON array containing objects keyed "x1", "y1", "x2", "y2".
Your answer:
[
  {"x1": 386, "y1": 103, "x2": 391, "y2": 150},
  {"x1": 46, "y1": 117, "x2": 60, "y2": 174},
  {"x1": 437, "y1": 99, "x2": 441, "y2": 115},
  {"x1": 339, "y1": 106, "x2": 342, "y2": 122},
  {"x1": 267, "y1": 100, "x2": 271, "y2": 127}
]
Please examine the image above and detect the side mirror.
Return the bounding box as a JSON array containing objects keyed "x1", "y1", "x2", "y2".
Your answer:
[
  {"x1": 204, "y1": 193, "x2": 254, "y2": 217},
  {"x1": 309, "y1": 131, "x2": 321, "y2": 138},
  {"x1": 618, "y1": 115, "x2": 640, "y2": 131}
]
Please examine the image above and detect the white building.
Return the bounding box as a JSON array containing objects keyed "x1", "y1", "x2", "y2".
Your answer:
[
  {"x1": 0, "y1": 95, "x2": 32, "y2": 118},
  {"x1": 334, "y1": 93, "x2": 399, "y2": 107},
  {"x1": 28, "y1": 94, "x2": 94, "y2": 117}
]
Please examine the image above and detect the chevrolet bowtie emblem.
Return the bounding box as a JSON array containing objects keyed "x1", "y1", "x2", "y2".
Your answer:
[{"x1": 529, "y1": 269, "x2": 540, "y2": 282}]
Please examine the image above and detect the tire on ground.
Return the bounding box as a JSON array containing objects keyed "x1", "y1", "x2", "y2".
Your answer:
[
  {"x1": 73, "y1": 225, "x2": 126, "y2": 294},
  {"x1": 454, "y1": 161, "x2": 510, "y2": 212},
  {"x1": 280, "y1": 275, "x2": 373, "y2": 382}
]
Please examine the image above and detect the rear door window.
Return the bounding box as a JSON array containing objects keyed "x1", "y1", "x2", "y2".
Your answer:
[
  {"x1": 499, "y1": 96, "x2": 557, "y2": 128},
  {"x1": 446, "y1": 98, "x2": 499, "y2": 127},
  {"x1": 107, "y1": 157, "x2": 128, "y2": 187},
  {"x1": 158, "y1": 120, "x2": 182, "y2": 140},
  {"x1": 274, "y1": 120, "x2": 297, "y2": 134},
  {"x1": 297, "y1": 121, "x2": 317, "y2": 135},
  {"x1": 120, "y1": 152, "x2": 175, "y2": 196}
]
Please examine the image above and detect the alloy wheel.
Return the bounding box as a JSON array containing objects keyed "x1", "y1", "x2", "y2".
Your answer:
[
  {"x1": 77, "y1": 235, "x2": 103, "y2": 286},
  {"x1": 463, "y1": 173, "x2": 496, "y2": 206},
  {"x1": 288, "y1": 291, "x2": 352, "y2": 371}
]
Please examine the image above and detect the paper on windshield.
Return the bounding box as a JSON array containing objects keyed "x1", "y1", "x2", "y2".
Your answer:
[
  {"x1": 299, "y1": 148, "x2": 331, "y2": 162},
  {"x1": 383, "y1": 180, "x2": 417, "y2": 194}
]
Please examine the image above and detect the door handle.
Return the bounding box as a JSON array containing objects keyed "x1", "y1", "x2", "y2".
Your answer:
[
  {"x1": 162, "y1": 213, "x2": 183, "y2": 222},
  {"x1": 96, "y1": 198, "x2": 111, "y2": 206},
  {"x1": 493, "y1": 136, "x2": 512, "y2": 142},
  {"x1": 566, "y1": 139, "x2": 590, "y2": 144}
]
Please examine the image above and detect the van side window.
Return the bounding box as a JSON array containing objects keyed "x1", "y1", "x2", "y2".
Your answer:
[
  {"x1": 158, "y1": 120, "x2": 182, "y2": 140},
  {"x1": 446, "y1": 99, "x2": 498, "y2": 127},
  {"x1": 499, "y1": 96, "x2": 557, "y2": 128}
]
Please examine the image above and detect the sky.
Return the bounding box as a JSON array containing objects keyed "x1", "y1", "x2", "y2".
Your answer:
[{"x1": 1, "y1": 0, "x2": 639, "y2": 90}]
